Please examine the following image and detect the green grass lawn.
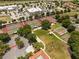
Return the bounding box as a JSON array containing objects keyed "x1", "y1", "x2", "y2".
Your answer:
[
  {"x1": 51, "y1": 23, "x2": 61, "y2": 30},
  {"x1": 34, "y1": 29, "x2": 71, "y2": 59}
]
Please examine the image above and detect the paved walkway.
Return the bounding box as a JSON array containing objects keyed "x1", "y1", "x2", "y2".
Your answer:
[
  {"x1": 32, "y1": 28, "x2": 51, "y2": 59},
  {"x1": 32, "y1": 25, "x2": 68, "y2": 59},
  {"x1": 42, "y1": 49, "x2": 51, "y2": 59},
  {"x1": 49, "y1": 31, "x2": 67, "y2": 43},
  {"x1": 36, "y1": 36, "x2": 46, "y2": 50}
]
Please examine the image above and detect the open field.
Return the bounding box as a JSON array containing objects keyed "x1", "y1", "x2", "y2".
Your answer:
[
  {"x1": 51, "y1": 23, "x2": 61, "y2": 30},
  {"x1": 0, "y1": 16, "x2": 12, "y2": 22},
  {"x1": 34, "y1": 29, "x2": 71, "y2": 59}
]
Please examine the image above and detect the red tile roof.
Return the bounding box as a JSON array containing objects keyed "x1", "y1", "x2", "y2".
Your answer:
[
  {"x1": 29, "y1": 49, "x2": 49, "y2": 59},
  {"x1": 2, "y1": 25, "x2": 8, "y2": 33},
  {"x1": 2, "y1": 16, "x2": 56, "y2": 33},
  {"x1": 40, "y1": 16, "x2": 56, "y2": 23}
]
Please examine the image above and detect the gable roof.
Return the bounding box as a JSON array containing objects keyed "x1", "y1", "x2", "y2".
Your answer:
[
  {"x1": 27, "y1": 7, "x2": 42, "y2": 13},
  {"x1": 29, "y1": 49, "x2": 49, "y2": 59}
]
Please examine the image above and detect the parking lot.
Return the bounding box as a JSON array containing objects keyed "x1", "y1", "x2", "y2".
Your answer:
[{"x1": 3, "y1": 34, "x2": 30, "y2": 59}]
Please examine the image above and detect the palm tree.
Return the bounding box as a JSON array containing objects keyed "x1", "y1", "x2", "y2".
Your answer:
[{"x1": 15, "y1": 37, "x2": 24, "y2": 49}]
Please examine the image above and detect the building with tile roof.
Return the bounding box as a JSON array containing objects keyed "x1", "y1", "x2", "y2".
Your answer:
[{"x1": 29, "y1": 49, "x2": 49, "y2": 59}]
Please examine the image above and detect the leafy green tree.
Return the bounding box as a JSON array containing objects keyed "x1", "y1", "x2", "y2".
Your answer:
[
  {"x1": 68, "y1": 31, "x2": 79, "y2": 59},
  {"x1": 55, "y1": 14, "x2": 63, "y2": 23},
  {"x1": 67, "y1": 8, "x2": 71, "y2": 12},
  {"x1": 64, "y1": 9, "x2": 68, "y2": 13},
  {"x1": 67, "y1": 25, "x2": 75, "y2": 32},
  {"x1": 26, "y1": 52, "x2": 33, "y2": 58},
  {"x1": 17, "y1": 56, "x2": 25, "y2": 59},
  {"x1": 33, "y1": 42, "x2": 44, "y2": 52},
  {"x1": 29, "y1": 16, "x2": 33, "y2": 21},
  {"x1": 35, "y1": 14, "x2": 40, "y2": 19},
  {"x1": 17, "y1": 28, "x2": 23, "y2": 36},
  {"x1": 24, "y1": 29, "x2": 31, "y2": 38},
  {"x1": 64, "y1": 15, "x2": 69, "y2": 19},
  {"x1": 41, "y1": 13, "x2": 45, "y2": 17},
  {"x1": 46, "y1": 12, "x2": 50, "y2": 16},
  {"x1": 27, "y1": 33, "x2": 37, "y2": 43},
  {"x1": 17, "y1": 25, "x2": 31, "y2": 37},
  {"x1": 58, "y1": 17, "x2": 63, "y2": 23},
  {"x1": 74, "y1": 14, "x2": 78, "y2": 19},
  {"x1": 24, "y1": 25, "x2": 31, "y2": 30},
  {"x1": 0, "y1": 33, "x2": 11, "y2": 43},
  {"x1": 51, "y1": 11, "x2": 55, "y2": 15},
  {"x1": 0, "y1": 41, "x2": 10, "y2": 58},
  {"x1": 62, "y1": 19, "x2": 71, "y2": 28},
  {"x1": 0, "y1": 21, "x2": 6, "y2": 29},
  {"x1": 12, "y1": 19, "x2": 16, "y2": 23},
  {"x1": 22, "y1": 4, "x2": 25, "y2": 8},
  {"x1": 15, "y1": 37, "x2": 24, "y2": 49},
  {"x1": 41, "y1": 20, "x2": 51, "y2": 30},
  {"x1": 74, "y1": 0, "x2": 79, "y2": 4},
  {"x1": 21, "y1": 17, "x2": 25, "y2": 20},
  {"x1": 76, "y1": 19, "x2": 79, "y2": 24},
  {"x1": 54, "y1": 1, "x2": 59, "y2": 6},
  {"x1": 55, "y1": 15, "x2": 69, "y2": 23},
  {"x1": 55, "y1": 10, "x2": 61, "y2": 14},
  {"x1": 55, "y1": 14, "x2": 60, "y2": 20},
  {"x1": 25, "y1": 3, "x2": 29, "y2": 6},
  {"x1": 19, "y1": 17, "x2": 25, "y2": 21}
]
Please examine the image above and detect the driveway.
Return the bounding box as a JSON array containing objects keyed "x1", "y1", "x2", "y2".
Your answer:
[{"x1": 3, "y1": 34, "x2": 30, "y2": 59}]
